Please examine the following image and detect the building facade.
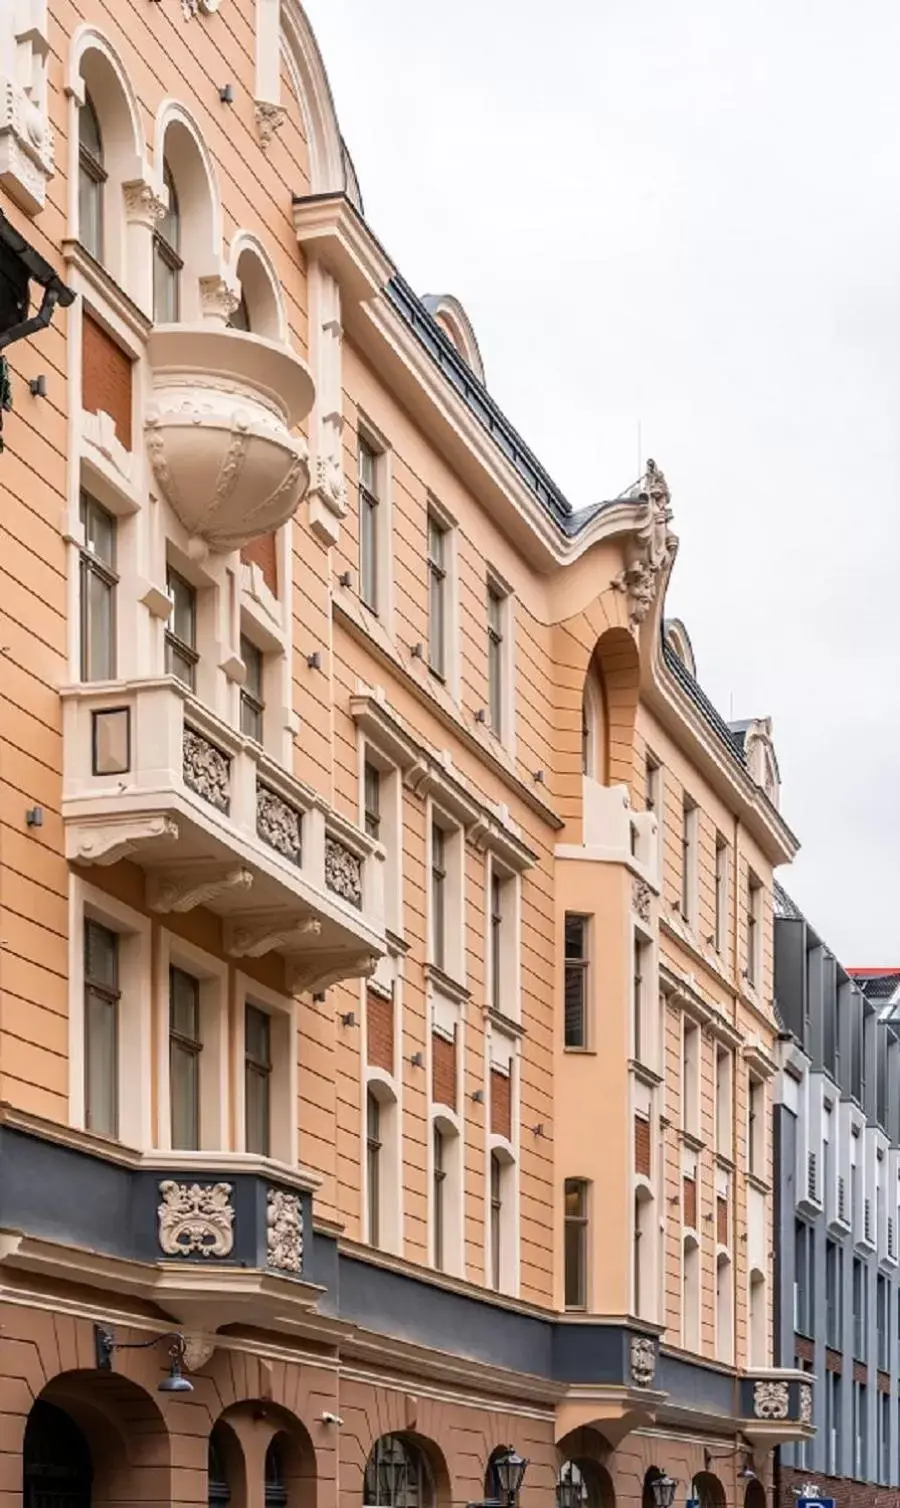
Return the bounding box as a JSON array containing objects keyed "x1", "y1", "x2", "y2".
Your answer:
[
  {"x1": 0, "y1": 4, "x2": 810, "y2": 1508},
  {"x1": 774, "y1": 889, "x2": 900, "y2": 1508}
]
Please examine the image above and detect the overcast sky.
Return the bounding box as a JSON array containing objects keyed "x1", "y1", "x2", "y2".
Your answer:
[{"x1": 304, "y1": 0, "x2": 900, "y2": 965}]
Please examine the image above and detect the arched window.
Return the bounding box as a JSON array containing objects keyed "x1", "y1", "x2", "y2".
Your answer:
[
  {"x1": 24, "y1": 1400, "x2": 93, "y2": 1508},
  {"x1": 557, "y1": 1460, "x2": 612, "y2": 1508},
  {"x1": 716, "y1": 1253, "x2": 733, "y2": 1363},
  {"x1": 363, "y1": 1435, "x2": 433, "y2": 1508},
  {"x1": 78, "y1": 92, "x2": 105, "y2": 261},
  {"x1": 265, "y1": 1438, "x2": 288, "y2": 1508},
  {"x1": 749, "y1": 1267, "x2": 766, "y2": 1367},
  {"x1": 208, "y1": 1427, "x2": 231, "y2": 1508},
  {"x1": 229, "y1": 245, "x2": 283, "y2": 339},
  {"x1": 581, "y1": 667, "x2": 608, "y2": 783},
  {"x1": 154, "y1": 160, "x2": 181, "y2": 322},
  {"x1": 367, "y1": 1088, "x2": 382, "y2": 1246},
  {"x1": 682, "y1": 1234, "x2": 700, "y2": 1350},
  {"x1": 634, "y1": 1186, "x2": 655, "y2": 1320}
]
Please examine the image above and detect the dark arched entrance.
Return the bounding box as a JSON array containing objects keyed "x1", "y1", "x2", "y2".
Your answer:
[
  {"x1": 24, "y1": 1401, "x2": 93, "y2": 1508},
  {"x1": 208, "y1": 1424, "x2": 232, "y2": 1508}
]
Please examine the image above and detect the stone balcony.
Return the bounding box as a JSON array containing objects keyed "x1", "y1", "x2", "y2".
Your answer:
[
  {"x1": 61, "y1": 678, "x2": 385, "y2": 992},
  {"x1": 739, "y1": 1369, "x2": 814, "y2": 1447},
  {"x1": 145, "y1": 325, "x2": 314, "y2": 552}
]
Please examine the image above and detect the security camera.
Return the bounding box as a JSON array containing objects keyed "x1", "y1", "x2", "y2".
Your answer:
[{"x1": 320, "y1": 1411, "x2": 344, "y2": 1426}]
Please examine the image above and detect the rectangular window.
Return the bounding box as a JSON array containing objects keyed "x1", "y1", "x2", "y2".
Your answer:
[
  {"x1": 367, "y1": 1090, "x2": 381, "y2": 1246},
  {"x1": 748, "y1": 1074, "x2": 764, "y2": 1176},
  {"x1": 79, "y1": 492, "x2": 117, "y2": 682},
  {"x1": 633, "y1": 936, "x2": 648, "y2": 1062},
  {"x1": 854, "y1": 1380, "x2": 868, "y2": 1478},
  {"x1": 682, "y1": 1020, "x2": 700, "y2": 1137},
  {"x1": 490, "y1": 870, "x2": 503, "y2": 1012},
  {"x1": 880, "y1": 1391, "x2": 890, "y2": 1484},
  {"x1": 433, "y1": 1124, "x2": 446, "y2": 1271},
  {"x1": 681, "y1": 796, "x2": 697, "y2": 923},
  {"x1": 714, "y1": 834, "x2": 727, "y2": 953},
  {"x1": 564, "y1": 914, "x2": 589, "y2": 1048},
  {"x1": 239, "y1": 634, "x2": 264, "y2": 743},
  {"x1": 363, "y1": 761, "x2": 381, "y2": 840},
  {"x1": 826, "y1": 1238, "x2": 841, "y2": 1349},
  {"x1": 795, "y1": 1218, "x2": 814, "y2": 1336},
  {"x1": 427, "y1": 512, "x2": 447, "y2": 678},
  {"x1": 169, "y1": 965, "x2": 201, "y2": 1150},
  {"x1": 716, "y1": 1048, "x2": 733, "y2": 1156},
  {"x1": 564, "y1": 1178, "x2": 588, "y2": 1310},
  {"x1": 165, "y1": 567, "x2": 198, "y2": 689},
  {"x1": 359, "y1": 438, "x2": 379, "y2": 611},
  {"x1": 878, "y1": 1272, "x2": 889, "y2": 1371},
  {"x1": 747, "y1": 871, "x2": 762, "y2": 987},
  {"x1": 826, "y1": 1372, "x2": 840, "y2": 1475},
  {"x1": 84, "y1": 919, "x2": 119, "y2": 1137},
  {"x1": 490, "y1": 1151, "x2": 502, "y2": 1290},
  {"x1": 645, "y1": 754, "x2": 660, "y2": 814},
  {"x1": 853, "y1": 1255, "x2": 867, "y2": 1360},
  {"x1": 431, "y1": 822, "x2": 447, "y2": 970},
  {"x1": 244, "y1": 1004, "x2": 271, "y2": 1156},
  {"x1": 487, "y1": 582, "x2": 505, "y2": 738}
]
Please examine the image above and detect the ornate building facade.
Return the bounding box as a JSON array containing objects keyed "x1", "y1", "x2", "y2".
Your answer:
[{"x1": 0, "y1": 4, "x2": 810, "y2": 1508}]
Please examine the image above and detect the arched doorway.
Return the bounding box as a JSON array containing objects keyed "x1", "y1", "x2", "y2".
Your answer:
[
  {"x1": 24, "y1": 1401, "x2": 93, "y2": 1508},
  {"x1": 363, "y1": 1435, "x2": 435, "y2": 1508},
  {"x1": 557, "y1": 1458, "x2": 614, "y2": 1508},
  {"x1": 266, "y1": 1437, "x2": 288, "y2": 1508},
  {"x1": 692, "y1": 1473, "x2": 726, "y2": 1508},
  {"x1": 208, "y1": 1424, "x2": 232, "y2": 1508}
]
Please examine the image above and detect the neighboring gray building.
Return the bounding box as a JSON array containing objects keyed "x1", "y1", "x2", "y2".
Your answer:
[{"x1": 774, "y1": 884, "x2": 900, "y2": 1508}]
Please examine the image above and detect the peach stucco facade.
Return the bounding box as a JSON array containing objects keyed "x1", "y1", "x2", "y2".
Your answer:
[{"x1": 0, "y1": 5, "x2": 811, "y2": 1508}]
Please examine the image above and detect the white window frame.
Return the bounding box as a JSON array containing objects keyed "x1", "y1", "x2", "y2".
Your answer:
[
  {"x1": 430, "y1": 1106, "x2": 464, "y2": 1278},
  {"x1": 682, "y1": 1232, "x2": 701, "y2": 1351},
  {"x1": 485, "y1": 569, "x2": 516, "y2": 755},
  {"x1": 714, "y1": 833, "x2": 729, "y2": 955},
  {"x1": 359, "y1": 740, "x2": 403, "y2": 940},
  {"x1": 68, "y1": 878, "x2": 152, "y2": 1148},
  {"x1": 426, "y1": 498, "x2": 460, "y2": 698},
  {"x1": 357, "y1": 413, "x2": 393, "y2": 625},
  {"x1": 155, "y1": 931, "x2": 229, "y2": 1152},
  {"x1": 487, "y1": 855, "x2": 521, "y2": 1022},
  {"x1": 682, "y1": 1016, "x2": 701, "y2": 1139},
  {"x1": 716, "y1": 1252, "x2": 734, "y2": 1363},
  {"x1": 234, "y1": 973, "x2": 298, "y2": 1165},
  {"x1": 680, "y1": 794, "x2": 698, "y2": 925},
  {"x1": 428, "y1": 802, "x2": 465, "y2": 984},
  {"x1": 716, "y1": 1046, "x2": 734, "y2": 1158},
  {"x1": 364, "y1": 1068, "x2": 402, "y2": 1256},
  {"x1": 748, "y1": 1072, "x2": 766, "y2": 1178},
  {"x1": 746, "y1": 868, "x2": 763, "y2": 991},
  {"x1": 486, "y1": 1029, "x2": 520, "y2": 1295}
]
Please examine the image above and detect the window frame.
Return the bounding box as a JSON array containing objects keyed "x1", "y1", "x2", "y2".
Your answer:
[
  {"x1": 83, "y1": 917, "x2": 120, "y2": 1139},
  {"x1": 165, "y1": 565, "x2": 199, "y2": 689},
  {"x1": 746, "y1": 869, "x2": 763, "y2": 989},
  {"x1": 154, "y1": 160, "x2": 182, "y2": 323},
  {"x1": 79, "y1": 490, "x2": 118, "y2": 682},
  {"x1": 169, "y1": 963, "x2": 202, "y2": 1151},
  {"x1": 714, "y1": 833, "x2": 728, "y2": 955},
  {"x1": 427, "y1": 510, "x2": 448, "y2": 679},
  {"x1": 680, "y1": 794, "x2": 698, "y2": 924},
  {"x1": 367, "y1": 1088, "x2": 382, "y2": 1247},
  {"x1": 239, "y1": 633, "x2": 265, "y2": 744},
  {"x1": 363, "y1": 759, "x2": 381, "y2": 841},
  {"x1": 564, "y1": 1177, "x2": 589, "y2": 1310},
  {"x1": 78, "y1": 91, "x2": 106, "y2": 263},
  {"x1": 564, "y1": 913, "x2": 590, "y2": 1050},
  {"x1": 487, "y1": 579, "x2": 506, "y2": 739}
]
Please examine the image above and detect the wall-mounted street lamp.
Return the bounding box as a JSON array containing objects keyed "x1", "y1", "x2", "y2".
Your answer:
[
  {"x1": 467, "y1": 1446, "x2": 529, "y2": 1508},
  {"x1": 0, "y1": 209, "x2": 75, "y2": 354},
  {"x1": 94, "y1": 1324, "x2": 193, "y2": 1393},
  {"x1": 650, "y1": 1475, "x2": 678, "y2": 1508}
]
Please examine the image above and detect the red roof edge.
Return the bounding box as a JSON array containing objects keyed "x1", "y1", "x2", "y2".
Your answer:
[{"x1": 847, "y1": 968, "x2": 900, "y2": 977}]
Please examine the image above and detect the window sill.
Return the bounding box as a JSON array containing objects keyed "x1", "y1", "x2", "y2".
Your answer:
[
  {"x1": 424, "y1": 961, "x2": 469, "y2": 1004},
  {"x1": 485, "y1": 1004, "x2": 525, "y2": 1039}
]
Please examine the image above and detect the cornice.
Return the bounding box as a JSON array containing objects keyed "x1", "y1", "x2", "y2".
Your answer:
[{"x1": 292, "y1": 192, "x2": 394, "y2": 305}]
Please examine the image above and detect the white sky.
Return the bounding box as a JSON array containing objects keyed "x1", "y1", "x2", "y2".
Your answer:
[{"x1": 304, "y1": 0, "x2": 900, "y2": 966}]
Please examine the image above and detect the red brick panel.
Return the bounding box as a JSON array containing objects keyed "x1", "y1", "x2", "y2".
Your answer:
[
  {"x1": 794, "y1": 1334, "x2": 815, "y2": 1363},
  {"x1": 241, "y1": 532, "x2": 278, "y2": 595},
  {"x1": 683, "y1": 1175, "x2": 697, "y2": 1230},
  {"x1": 491, "y1": 1068, "x2": 511, "y2": 1140},
  {"x1": 366, "y1": 992, "x2": 393, "y2": 1072},
  {"x1": 853, "y1": 1359, "x2": 867, "y2": 1385},
  {"x1": 825, "y1": 1347, "x2": 843, "y2": 1373},
  {"x1": 878, "y1": 1369, "x2": 891, "y2": 1394},
  {"x1": 716, "y1": 1195, "x2": 728, "y2": 1246},
  {"x1": 634, "y1": 1115, "x2": 651, "y2": 1177},
  {"x1": 432, "y1": 1029, "x2": 457, "y2": 1109},
  {"x1": 82, "y1": 314, "x2": 132, "y2": 449}
]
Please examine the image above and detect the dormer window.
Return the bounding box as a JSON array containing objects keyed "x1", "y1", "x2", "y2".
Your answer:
[
  {"x1": 78, "y1": 94, "x2": 105, "y2": 262},
  {"x1": 154, "y1": 162, "x2": 181, "y2": 323}
]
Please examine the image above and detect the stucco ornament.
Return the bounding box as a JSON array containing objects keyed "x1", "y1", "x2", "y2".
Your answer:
[
  {"x1": 183, "y1": 727, "x2": 231, "y2": 813},
  {"x1": 157, "y1": 1181, "x2": 234, "y2": 1257},
  {"x1": 630, "y1": 1336, "x2": 656, "y2": 1387},
  {"x1": 632, "y1": 877, "x2": 652, "y2": 923},
  {"x1": 182, "y1": 1333, "x2": 216, "y2": 1371},
  {"x1": 753, "y1": 1379, "x2": 790, "y2": 1420},
  {"x1": 255, "y1": 102, "x2": 287, "y2": 150},
  {"x1": 123, "y1": 179, "x2": 167, "y2": 227},
  {"x1": 181, "y1": 0, "x2": 221, "y2": 16},
  {"x1": 314, "y1": 454, "x2": 348, "y2": 514},
  {"x1": 257, "y1": 785, "x2": 303, "y2": 865},
  {"x1": 612, "y1": 459, "x2": 676, "y2": 628},
  {"x1": 267, "y1": 1188, "x2": 303, "y2": 1274},
  {"x1": 325, "y1": 835, "x2": 363, "y2": 908},
  {"x1": 799, "y1": 1383, "x2": 812, "y2": 1426}
]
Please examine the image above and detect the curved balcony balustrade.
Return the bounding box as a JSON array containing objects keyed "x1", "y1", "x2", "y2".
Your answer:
[
  {"x1": 145, "y1": 326, "x2": 314, "y2": 552},
  {"x1": 61, "y1": 678, "x2": 385, "y2": 993}
]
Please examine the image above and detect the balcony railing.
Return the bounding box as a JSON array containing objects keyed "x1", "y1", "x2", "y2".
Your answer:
[{"x1": 61, "y1": 677, "x2": 385, "y2": 992}]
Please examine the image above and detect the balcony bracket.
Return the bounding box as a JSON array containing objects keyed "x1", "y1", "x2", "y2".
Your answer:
[
  {"x1": 147, "y1": 863, "x2": 254, "y2": 915},
  {"x1": 288, "y1": 950, "x2": 380, "y2": 997},
  {"x1": 225, "y1": 913, "x2": 322, "y2": 959},
  {"x1": 69, "y1": 815, "x2": 180, "y2": 867}
]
